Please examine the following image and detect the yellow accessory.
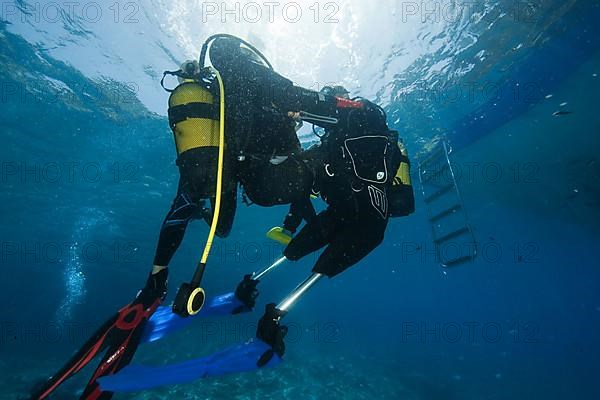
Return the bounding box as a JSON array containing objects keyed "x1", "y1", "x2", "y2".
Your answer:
[
  {"x1": 199, "y1": 67, "x2": 226, "y2": 267},
  {"x1": 266, "y1": 227, "x2": 293, "y2": 246},
  {"x1": 394, "y1": 141, "x2": 411, "y2": 186},
  {"x1": 168, "y1": 82, "x2": 220, "y2": 155}
]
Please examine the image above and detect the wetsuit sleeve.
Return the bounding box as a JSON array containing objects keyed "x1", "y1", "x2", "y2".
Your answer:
[
  {"x1": 241, "y1": 57, "x2": 364, "y2": 128},
  {"x1": 247, "y1": 64, "x2": 340, "y2": 122},
  {"x1": 277, "y1": 85, "x2": 339, "y2": 119}
]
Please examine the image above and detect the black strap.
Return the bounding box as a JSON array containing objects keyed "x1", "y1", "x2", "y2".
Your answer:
[
  {"x1": 168, "y1": 102, "x2": 219, "y2": 128},
  {"x1": 161, "y1": 70, "x2": 185, "y2": 92}
]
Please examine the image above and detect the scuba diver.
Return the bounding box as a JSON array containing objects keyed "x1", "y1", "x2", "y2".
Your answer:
[
  {"x1": 269, "y1": 85, "x2": 415, "y2": 243},
  {"x1": 237, "y1": 85, "x2": 416, "y2": 363}
]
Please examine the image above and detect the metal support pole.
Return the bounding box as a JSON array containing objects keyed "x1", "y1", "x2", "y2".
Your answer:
[
  {"x1": 277, "y1": 273, "x2": 324, "y2": 313},
  {"x1": 253, "y1": 256, "x2": 287, "y2": 280}
]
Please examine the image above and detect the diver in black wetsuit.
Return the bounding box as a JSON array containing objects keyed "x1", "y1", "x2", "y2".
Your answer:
[
  {"x1": 249, "y1": 84, "x2": 411, "y2": 278},
  {"x1": 284, "y1": 101, "x2": 397, "y2": 277},
  {"x1": 149, "y1": 36, "x2": 337, "y2": 283},
  {"x1": 236, "y1": 86, "x2": 415, "y2": 359}
]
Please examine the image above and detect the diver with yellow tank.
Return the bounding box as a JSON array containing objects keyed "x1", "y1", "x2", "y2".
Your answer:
[
  {"x1": 151, "y1": 35, "x2": 327, "y2": 316},
  {"x1": 150, "y1": 59, "x2": 234, "y2": 291}
]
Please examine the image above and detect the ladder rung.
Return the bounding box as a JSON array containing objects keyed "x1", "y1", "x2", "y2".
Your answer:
[
  {"x1": 430, "y1": 204, "x2": 461, "y2": 222},
  {"x1": 424, "y1": 183, "x2": 454, "y2": 203},
  {"x1": 421, "y1": 165, "x2": 449, "y2": 184},
  {"x1": 419, "y1": 148, "x2": 445, "y2": 168},
  {"x1": 433, "y1": 226, "x2": 469, "y2": 244},
  {"x1": 442, "y1": 254, "x2": 475, "y2": 267}
]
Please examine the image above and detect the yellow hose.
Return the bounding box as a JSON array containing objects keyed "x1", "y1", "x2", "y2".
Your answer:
[{"x1": 200, "y1": 67, "x2": 225, "y2": 264}]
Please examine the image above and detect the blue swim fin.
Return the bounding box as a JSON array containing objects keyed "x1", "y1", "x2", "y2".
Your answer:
[
  {"x1": 97, "y1": 338, "x2": 282, "y2": 393},
  {"x1": 141, "y1": 292, "x2": 245, "y2": 344}
]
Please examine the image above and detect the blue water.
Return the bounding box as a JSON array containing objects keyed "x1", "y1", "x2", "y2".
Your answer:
[{"x1": 1, "y1": 1, "x2": 600, "y2": 399}]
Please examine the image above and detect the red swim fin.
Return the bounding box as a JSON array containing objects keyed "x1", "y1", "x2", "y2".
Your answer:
[
  {"x1": 31, "y1": 298, "x2": 161, "y2": 400},
  {"x1": 79, "y1": 300, "x2": 161, "y2": 400}
]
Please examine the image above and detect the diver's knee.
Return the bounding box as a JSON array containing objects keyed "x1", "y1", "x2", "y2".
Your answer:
[
  {"x1": 282, "y1": 247, "x2": 302, "y2": 261},
  {"x1": 215, "y1": 228, "x2": 231, "y2": 238},
  {"x1": 215, "y1": 218, "x2": 234, "y2": 238}
]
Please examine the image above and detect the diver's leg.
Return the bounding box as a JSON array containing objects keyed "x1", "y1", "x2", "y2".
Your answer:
[
  {"x1": 283, "y1": 208, "x2": 337, "y2": 261},
  {"x1": 312, "y1": 214, "x2": 388, "y2": 277},
  {"x1": 283, "y1": 196, "x2": 317, "y2": 233},
  {"x1": 196, "y1": 151, "x2": 238, "y2": 238},
  {"x1": 152, "y1": 187, "x2": 199, "y2": 268},
  {"x1": 278, "y1": 157, "x2": 316, "y2": 232},
  {"x1": 208, "y1": 184, "x2": 237, "y2": 238}
]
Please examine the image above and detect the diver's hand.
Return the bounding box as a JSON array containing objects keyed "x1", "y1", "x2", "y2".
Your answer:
[
  {"x1": 233, "y1": 274, "x2": 260, "y2": 314},
  {"x1": 256, "y1": 303, "x2": 288, "y2": 366}
]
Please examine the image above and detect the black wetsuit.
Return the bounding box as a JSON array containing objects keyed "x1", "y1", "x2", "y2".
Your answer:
[
  {"x1": 237, "y1": 106, "x2": 317, "y2": 227},
  {"x1": 152, "y1": 148, "x2": 238, "y2": 267},
  {"x1": 282, "y1": 148, "x2": 395, "y2": 277},
  {"x1": 283, "y1": 103, "x2": 401, "y2": 278}
]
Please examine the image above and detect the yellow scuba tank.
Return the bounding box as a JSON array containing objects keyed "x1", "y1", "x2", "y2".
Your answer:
[
  {"x1": 389, "y1": 139, "x2": 415, "y2": 217},
  {"x1": 395, "y1": 140, "x2": 411, "y2": 186},
  {"x1": 168, "y1": 81, "x2": 220, "y2": 155}
]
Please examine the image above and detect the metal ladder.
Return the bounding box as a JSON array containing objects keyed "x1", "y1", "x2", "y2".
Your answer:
[{"x1": 418, "y1": 141, "x2": 477, "y2": 267}]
